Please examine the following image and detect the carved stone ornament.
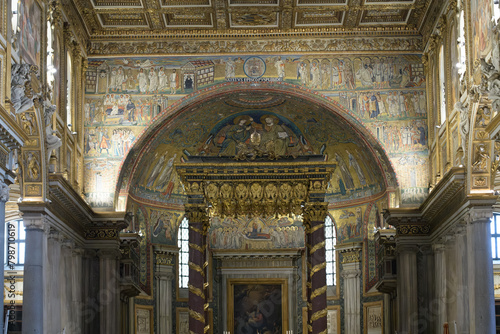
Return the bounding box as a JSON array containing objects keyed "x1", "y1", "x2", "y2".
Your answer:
[
  {"x1": 0, "y1": 182, "x2": 9, "y2": 202},
  {"x1": 472, "y1": 143, "x2": 490, "y2": 172},
  {"x1": 42, "y1": 98, "x2": 62, "y2": 161},
  {"x1": 455, "y1": 101, "x2": 469, "y2": 157},
  {"x1": 11, "y1": 64, "x2": 39, "y2": 114}
]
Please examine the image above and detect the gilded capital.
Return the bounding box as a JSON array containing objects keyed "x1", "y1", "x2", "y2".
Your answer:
[
  {"x1": 304, "y1": 202, "x2": 328, "y2": 222},
  {"x1": 185, "y1": 204, "x2": 209, "y2": 224}
]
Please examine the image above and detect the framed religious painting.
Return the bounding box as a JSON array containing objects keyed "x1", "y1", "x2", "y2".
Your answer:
[
  {"x1": 19, "y1": 0, "x2": 42, "y2": 67},
  {"x1": 227, "y1": 278, "x2": 288, "y2": 334}
]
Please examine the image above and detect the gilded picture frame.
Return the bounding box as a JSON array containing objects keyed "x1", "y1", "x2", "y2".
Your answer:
[{"x1": 227, "y1": 278, "x2": 288, "y2": 334}]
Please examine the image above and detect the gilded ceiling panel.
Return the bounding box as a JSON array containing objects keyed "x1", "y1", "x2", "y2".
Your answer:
[
  {"x1": 98, "y1": 12, "x2": 149, "y2": 26},
  {"x1": 359, "y1": 9, "x2": 410, "y2": 24},
  {"x1": 294, "y1": 9, "x2": 344, "y2": 26},
  {"x1": 91, "y1": 0, "x2": 143, "y2": 6},
  {"x1": 160, "y1": 0, "x2": 211, "y2": 6},
  {"x1": 70, "y1": 0, "x2": 443, "y2": 41}
]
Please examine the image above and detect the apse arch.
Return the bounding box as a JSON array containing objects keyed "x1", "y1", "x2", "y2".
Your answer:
[{"x1": 114, "y1": 81, "x2": 399, "y2": 210}]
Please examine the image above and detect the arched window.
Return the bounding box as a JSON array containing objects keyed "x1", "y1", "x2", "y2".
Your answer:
[
  {"x1": 492, "y1": 214, "x2": 500, "y2": 260},
  {"x1": 66, "y1": 50, "x2": 72, "y2": 129},
  {"x1": 494, "y1": 0, "x2": 500, "y2": 22},
  {"x1": 5, "y1": 219, "x2": 25, "y2": 268},
  {"x1": 325, "y1": 215, "x2": 337, "y2": 286},
  {"x1": 11, "y1": 0, "x2": 19, "y2": 40},
  {"x1": 439, "y1": 44, "x2": 446, "y2": 125},
  {"x1": 47, "y1": 21, "x2": 56, "y2": 96},
  {"x1": 178, "y1": 217, "x2": 189, "y2": 288},
  {"x1": 457, "y1": 10, "x2": 467, "y2": 78}
]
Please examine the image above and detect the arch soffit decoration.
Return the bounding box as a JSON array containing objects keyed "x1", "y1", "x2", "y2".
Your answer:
[{"x1": 114, "y1": 82, "x2": 399, "y2": 209}]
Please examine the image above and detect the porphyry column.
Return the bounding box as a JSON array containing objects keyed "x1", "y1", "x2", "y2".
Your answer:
[
  {"x1": 186, "y1": 204, "x2": 209, "y2": 334},
  {"x1": 304, "y1": 203, "x2": 328, "y2": 334}
]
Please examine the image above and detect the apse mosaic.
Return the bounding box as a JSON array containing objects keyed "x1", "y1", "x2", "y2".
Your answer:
[
  {"x1": 83, "y1": 54, "x2": 428, "y2": 208},
  {"x1": 130, "y1": 100, "x2": 387, "y2": 206}
]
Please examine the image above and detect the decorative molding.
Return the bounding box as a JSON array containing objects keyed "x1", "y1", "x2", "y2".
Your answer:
[
  {"x1": 177, "y1": 157, "x2": 334, "y2": 218},
  {"x1": 85, "y1": 228, "x2": 119, "y2": 240},
  {"x1": 155, "y1": 252, "x2": 175, "y2": 266},
  {"x1": 87, "y1": 36, "x2": 424, "y2": 56},
  {"x1": 396, "y1": 223, "x2": 431, "y2": 236}
]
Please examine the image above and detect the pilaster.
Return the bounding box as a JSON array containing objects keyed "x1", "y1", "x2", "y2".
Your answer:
[
  {"x1": 154, "y1": 246, "x2": 176, "y2": 334},
  {"x1": 337, "y1": 243, "x2": 362, "y2": 334},
  {"x1": 98, "y1": 248, "x2": 121, "y2": 334}
]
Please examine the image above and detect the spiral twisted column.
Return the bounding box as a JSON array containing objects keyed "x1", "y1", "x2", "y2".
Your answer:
[
  {"x1": 186, "y1": 204, "x2": 210, "y2": 334},
  {"x1": 304, "y1": 202, "x2": 328, "y2": 334}
]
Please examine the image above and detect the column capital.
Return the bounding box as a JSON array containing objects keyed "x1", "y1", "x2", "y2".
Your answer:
[
  {"x1": 337, "y1": 243, "x2": 363, "y2": 264},
  {"x1": 24, "y1": 218, "x2": 47, "y2": 231},
  {"x1": 184, "y1": 204, "x2": 209, "y2": 224},
  {"x1": 341, "y1": 267, "x2": 361, "y2": 279},
  {"x1": 72, "y1": 246, "x2": 85, "y2": 256},
  {"x1": 303, "y1": 202, "x2": 328, "y2": 223},
  {"x1": 395, "y1": 244, "x2": 419, "y2": 254},
  {"x1": 97, "y1": 249, "x2": 121, "y2": 260},
  {"x1": 465, "y1": 206, "x2": 494, "y2": 224},
  {"x1": 432, "y1": 243, "x2": 446, "y2": 253}
]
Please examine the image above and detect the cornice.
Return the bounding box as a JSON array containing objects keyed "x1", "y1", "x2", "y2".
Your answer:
[
  {"x1": 420, "y1": 167, "x2": 466, "y2": 223},
  {"x1": 0, "y1": 104, "x2": 28, "y2": 150}
]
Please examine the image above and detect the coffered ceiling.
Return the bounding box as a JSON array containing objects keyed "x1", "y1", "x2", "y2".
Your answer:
[{"x1": 70, "y1": 0, "x2": 443, "y2": 40}]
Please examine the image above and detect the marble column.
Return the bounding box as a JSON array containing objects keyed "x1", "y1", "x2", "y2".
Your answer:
[
  {"x1": 46, "y1": 229, "x2": 62, "y2": 334},
  {"x1": 22, "y1": 218, "x2": 45, "y2": 334},
  {"x1": 186, "y1": 205, "x2": 209, "y2": 334},
  {"x1": 60, "y1": 239, "x2": 74, "y2": 333},
  {"x1": 433, "y1": 242, "x2": 447, "y2": 333},
  {"x1": 82, "y1": 249, "x2": 100, "y2": 334},
  {"x1": 71, "y1": 247, "x2": 85, "y2": 334},
  {"x1": 453, "y1": 225, "x2": 469, "y2": 334},
  {"x1": 304, "y1": 203, "x2": 328, "y2": 334},
  {"x1": 467, "y1": 214, "x2": 495, "y2": 333},
  {"x1": 155, "y1": 252, "x2": 175, "y2": 334},
  {"x1": 98, "y1": 249, "x2": 121, "y2": 334},
  {"x1": 338, "y1": 244, "x2": 362, "y2": 334},
  {"x1": 396, "y1": 245, "x2": 418, "y2": 334},
  {"x1": 0, "y1": 182, "x2": 8, "y2": 332}
]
